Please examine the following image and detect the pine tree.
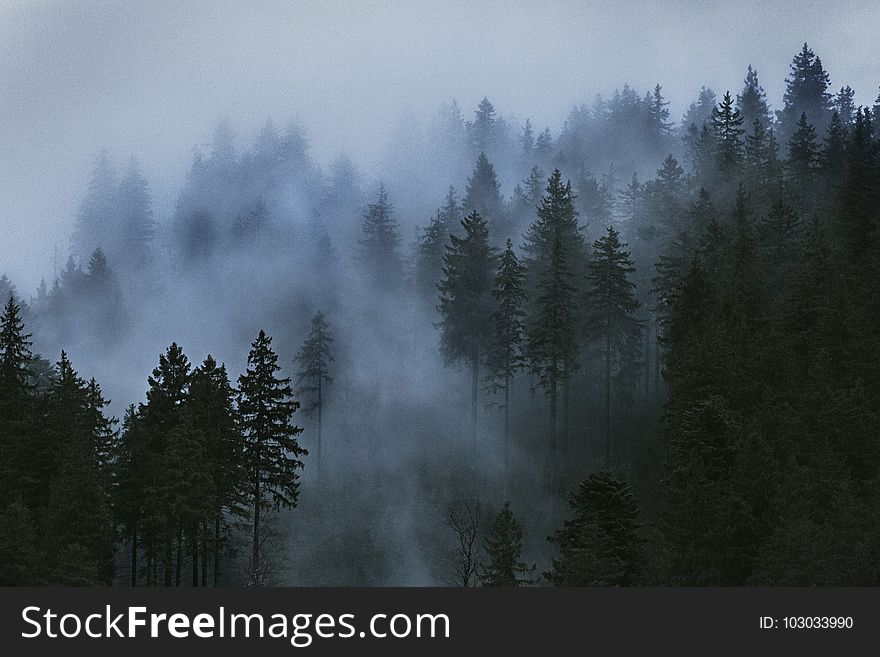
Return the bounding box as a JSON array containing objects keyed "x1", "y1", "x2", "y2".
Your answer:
[
  {"x1": 645, "y1": 83, "x2": 671, "y2": 146},
  {"x1": 415, "y1": 210, "x2": 448, "y2": 301},
  {"x1": 546, "y1": 472, "x2": 642, "y2": 586},
  {"x1": 711, "y1": 91, "x2": 745, "y2": 174},
  {"x1": 467, "y1": 97, "x2": 499, "y2": 155},
  {"x1": 71, "y1": 151, "x2": 117, "y2": 262},
  {"x1": 484, "y1": 240, "x2": 526, "y2": 473},
  {"x1": 358, "y1": 184, "x2": 403, "y2": 291},
  {"x1": 438, "y1": 211, "x2": 495, "y2": 459},
  {"x1": 116, "y1": 157, "x2": 155, "y2": 270},
  {"x1": 524, "y1": 171, "x2": 582, "y2": 482},
  {"x1": 736, "y1": 65, "x2": 771, "y2": 130},
  {"x1": 588, "y1": 227, "x2": 641, "y2": 468},
  {"x1": 188, "y1": 355, "x2": 245, "y2": 586},
  {"x1": 786, "y1": 113, "x2": 819, "y2": 216},
  {"x1": 295, "y1": 311, "x2": 334, "y2": 477},
  {"x1": 463, "y1": 153, "x2": 506, "y2": 242},
  {"x1": 0, "y1": 296, "x2": 33, "y2": 505},
  {"x1": 833, "y1": 85, "x2": 856, "y2": 125},
  {"x1": 140, "y1": 342, "x2": 192, "y2": 586},
  {"x1": 480, "y1": 503, "x2": 535, "y2": 586},
  {"x1": 779, "y1": 43, "x2": 833, "y2": 140},
  {"x1": 238, "y1": 330, "x2": 306, "y2": 582}
]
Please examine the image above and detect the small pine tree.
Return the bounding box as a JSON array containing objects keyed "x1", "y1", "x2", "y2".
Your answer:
[
  {"x1": 546, "y1": 472, "x2": 642, "y2": 586},
  {"x1": 481, "y1": 503, "x2": 536, "y2": 587}
]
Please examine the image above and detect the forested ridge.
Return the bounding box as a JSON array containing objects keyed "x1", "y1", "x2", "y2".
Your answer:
[{"x1": 1, "y1": 43, "x2": 879, "y2": 586}]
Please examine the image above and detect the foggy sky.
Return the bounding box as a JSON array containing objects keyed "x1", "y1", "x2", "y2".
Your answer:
[{"x1": 2, "y1": 0, "x2": 878, "y2": 291}]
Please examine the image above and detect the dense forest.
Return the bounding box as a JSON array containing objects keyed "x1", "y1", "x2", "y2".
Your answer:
[{"x1": 2, "y1": 43, "x2": 879, "y2": 586}]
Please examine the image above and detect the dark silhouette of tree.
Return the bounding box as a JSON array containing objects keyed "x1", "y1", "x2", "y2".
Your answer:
[
  {"x1": 238, "y1": 330, "x2": 306, "y2": 584},
  {"x1": 438, "y1": 211, "x2": 495, "y2": 460},
  {"x1": 711, "y1": 91, "x2": 745, "y2": 175},
  {"x1": 480, "y1": 502, "x2": 535, "y2": 586},
  {"x1": 778, "y1": 43, "x2": 833, "y2": 140},
  {"x1": 485, "y1": 240, "x2": 526, "y2": 474},
  {"x1": 295, "y1": 311, "x2": 334, "y2": 478},
  {"x1": 588, "y1": 227, "x2": 641, "y2": 468},
  {"x1": 464, "y1": 153, "x2": 506, "y2": 242},
  {"x1": 547, "y1": 473, "x2": 642, "y2": 586},
  {"x1": 358, "y1": 184, "x2": 403, "y2": 291},
  {"x1": 524, "y1": 170, "x2": 581, "y2": 484},
  {"x1": 736, "y1": 65, "x2": 771, "y2": 130}
]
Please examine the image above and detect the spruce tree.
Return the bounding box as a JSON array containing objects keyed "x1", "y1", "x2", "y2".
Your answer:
[
  {"x1": 484, "y1": 240, "x2": 526, "y2": 473},
  {"x1": 786, "y1": 113, "x2": 819, "y2": 216},
  {"x1": 524, "y1": 170, "x2": 581, "y2": 482},
  {"x1": 779, "y1": 43, "x2": 833, "y2": 140},
  {"x1": 588, "y1": 227, "x2": 641, "y2": 469},
  {"x1": 238, "y1": 330, "x2": 306, "y2": 582},
  {"x1": 188, "y1": 355, "x2": 245, "y2": 586},
  {"x1": 464, "y1": 153, "x2": 506, "y2": 242},
  {"x1": 295, "y1": 311, "x2": 334, "y2": 477},
  {"x1": 358, "y1": 184, "x2": 403, "y2": 291},
  {"x1": 737, "y1": 65, "x2": 771, "y2": 130},
  {"x1": 0, "y1": 296, "x2": 33, "y2": 504},
  {"x1": 711, "y1": 91, "x2": 745, "y2": 175},
  {"x1": 438, "y1": 211, "x2": 495, "y2": 459},
  {"x1": 546, "y1": 472, "x2": 642, "y2": 586},
  {"x1": 480, "y1": 503, "x2": 535, "y2": 586}
]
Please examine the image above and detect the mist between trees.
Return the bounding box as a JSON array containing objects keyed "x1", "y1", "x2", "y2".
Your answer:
[{"x1": 2, "y1": 42, "x2": 880, "y2": 586}]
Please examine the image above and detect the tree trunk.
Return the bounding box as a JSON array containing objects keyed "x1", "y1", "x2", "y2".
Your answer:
[
  {"x1": 213, "y1": 517, "x2": 221, "y2": 587},
  {"x1": 252, "y1": 469, "x2": 261, "y2": 583},
  {"x1": 470, "y1": 355, "x2": 479, "y2": 464},
  {"x1": 605, "y1": 320, "x2": 612, "y2": 471},
  {"x1": 175, "y1": 526, "x2": 183, "y2": 587},
  {"x1": 549, "y1": 358, "x2": 557, "y2": 493},
  {"x1": 317, "y1": 368, "x2": 322, "y2": 482},
  {"x1": 201, "y1": 521, "x2": 207, "y2": 587},
  {"x1": 503, "y1": 373, "x2": 510, "y2": 480},
  {"x1": 654, "y1": 317, "x2": 661, "y2": 401},
  {"x1": 130, "y1": 527, "x2": 137, "y2": 587},
  {"x1": 164, "y1": 536, "x2": 173, "y2": 587},
  {"x1": 562, "y1": 375, "x2": 570, "y2": 461},
  {"x1": 191, "y1": 528, "x2": 198, "y2": 588}
]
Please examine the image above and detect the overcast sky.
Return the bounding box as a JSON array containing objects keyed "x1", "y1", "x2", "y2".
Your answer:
[{"x1": 2, "y1": 0, "x2": 878, "y2": 291}]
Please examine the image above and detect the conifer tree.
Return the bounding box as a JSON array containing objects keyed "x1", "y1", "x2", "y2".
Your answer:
[
  {"x1": 546, "y1": 473, "x2": 642, "y2": 586},
  {"x1": 438, "y1": 211, "x2": 495, "y2": 457},
  {"x1": 71, "y1": 151, "x2": 117, "y2": 262},
  {"x1": 467, "y1": 97, "x2": 499, "y2": 155},
  {"x1": 358, "y1": 184, "x2": 403, "y2": 291},
  {"x1": 737, "y1": 65, "x2": 771, "y2": 130},
  {"x1": 779, "y1": 43, "x2": 833, "y2": 140},
  {"x1": 833, "y1": 85, "x2": 856, "y2": 126},
  {"x1": 480, "y1": 503, "x2": 535, "y2": 587},
  {"x1": 238, "y1": 330, "x2": 306, "y2": 582},
  {"x1": 786, "y1": 113, "x2": 819, "y2": 216},
  {"x1": 588, "y1": 227, "x2": 641, "y2": 468},
  {"x1": 711, "y1": 91, "x2": 745, "y2": 174},
  {"x1": 188, "y1": 355, "x2": 245, "y2": 586},
  {"x1": 464, "y1": 153, "x2": 506, "y2": 241},
  {"x1": 116, "y1": 157, "x2": 155, "y2": 270},
  {"x1": 0, "y1": 297, "x2": 33, "y2": 504},
  {"x1": 484, "y1": 240, "x2": 526, "y2": 471},
  {"x1": 524, "y1": 170, "x2": 581, "y2": 482},
  {"x1": 295, "y1": 311, "x2": 334, "y2": 476}
]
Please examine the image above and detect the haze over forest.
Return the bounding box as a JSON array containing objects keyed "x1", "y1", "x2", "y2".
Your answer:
[{"x1": 1, "y1": 1, "x2": 879, "y2": 586}]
